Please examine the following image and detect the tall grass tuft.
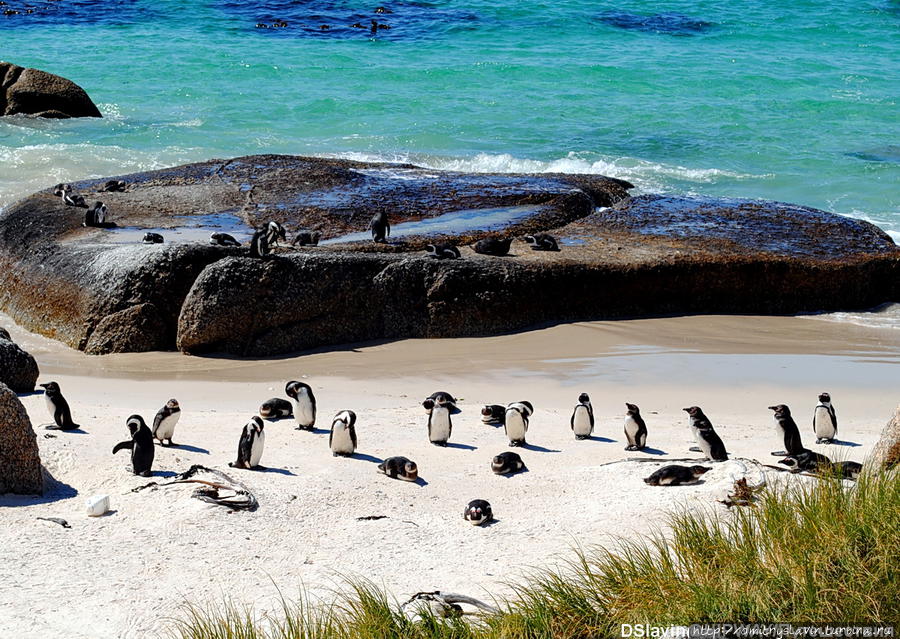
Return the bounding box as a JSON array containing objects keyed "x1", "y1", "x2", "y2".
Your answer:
[{"x1": 169, "y1": 471, "x2": 899, "y2": 639}]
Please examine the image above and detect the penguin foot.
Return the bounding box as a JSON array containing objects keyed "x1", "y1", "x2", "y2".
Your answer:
[
  {"x1": 139, "y1": 470, "x2": 152, "y2": 477},
  {"x1": 688, "y1": 446, "x2": 702, "y2": 452},
  {"x1": 624, "y1": 445, "x2": 636, "y2": 451},
  {"x1": 575, "y1": 435, "x2": 588, "y2": 441},
  {"x1": 44, "y1": 423, "x2": 61, "y2": 430},
  {"x1": 166, "y1": 440, "x2": 175, "y2": 446},
  {"x1": 431, "y1": 441, "x2": 447, "y2": 447}
]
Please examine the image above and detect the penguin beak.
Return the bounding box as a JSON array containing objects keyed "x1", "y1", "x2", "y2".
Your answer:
[{"x1": 768, "y1": 406, "x2": 778, "y2": 411}]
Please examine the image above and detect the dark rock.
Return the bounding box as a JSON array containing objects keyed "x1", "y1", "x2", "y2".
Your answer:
[
  {"x1": 0, "y1": 335, "x2": 39, "y2": 393},
  {"x1": 85, "y1": 303, "x2": 169, "y2": 355},
  {"x1": 0, "y1": 382, "x2": 42, "y2": 495},
  {"x1": 0, "y1": 61, "x2": 102, "y2": 119}
]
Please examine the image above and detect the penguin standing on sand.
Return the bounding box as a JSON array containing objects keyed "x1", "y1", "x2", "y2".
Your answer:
[
  {"x1": 40, "y1": 382, "x2": 80, "y2": 431},
  {"x1": 769, "y1": 404, "x2": 805, "y2": 456},
  {"x1": 112, "y1": 415, "x2": 155, "y2": 476},
  {"x1": 683, "y1": 406, "x2": 728, "y2": 461},
  {"x1": 286, "y1": 381, "x2": 316, "y2": 430},
  {"x1": 570, "y1": 393, "x2": 594, "y2": 440},
  {"x1": 369, "y1": 210, "x2": 390, "y2": 243},
  {"x1": 624, "y1": 403, "x2": 648, "y2": 451},
  {"x1": 427, "y1": 402, "x2": 453, "y2": 446},
  {"x1": 464, "y1": 499, "x2": 493, "y2": 526},
  {"x1": 813, "y1": 392, "x2": 838, "y2": 444},
  {"x1": 151, "y1": 398, "x2": 180, "y2": 446},
  {"x1": 329, "y1": 410, "x2": 357, "y2": 456},
  {"x1": 504, "y1": 401, "x2": 533, "y2": 446},
  {"x1": 378, "y1": 456, "x2": 418, "y2": 481},
  {"x1": 250, "y1": 228, "x2": 270, "y2": 258},
  {"x1": 491, "y1": 451, "x2": 526, "y2": 475},
  {"x1": 229, "y1": 416, "x2": 265, "y2": 469}
]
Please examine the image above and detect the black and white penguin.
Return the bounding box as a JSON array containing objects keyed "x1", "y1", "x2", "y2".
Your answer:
[
  {"x1": 427, "y1": 403, "x2": 452, "y2": 446},
  {"x1": 265, "y1": 221, "x2": 287, "y2": 248},
  {"x1": 375, "y1": 6, "x2": 392, "y2": 14},
  {"x1": 624, "y1": 402, "x2": 648, "y2": 451},
  {"x1": 778, "y1": 449, "x2": 832, "y2": 473},
  {"x1": 292, "y1": 230, "x2": 321, "y2": 246},
  {"x1": 481, "y1": 404, "x2": 506, "y2": 425},
  {"x1": 39, "y1": 382, "x2": 80, "y2": 431},
  {"x1": 463, "y1": 499, "x2": 493, "y2": 526},
  {"x1": 63, "y1": 191, "x2": 86, "y2": 207},
  {"x1": 151, "y1": 398, "x2": 180, "y2": 446},
  {"x1": 142, "y1": 232, "x2": 164, "y2": 244},
  {"x1": 100, "y1": 179, "x2": 126, "y2": 192},
  {"x1": 769, "y1": 404, "x2": 805, "y2": 456},
  {"x1": 229, "y1": 416, "x2": 265, "y2": 469},
  {"x1": 425, "y1": 243, "x2": 461, "y2": 259},
  {"x1": 570, "y1": 392, "x2": 594, "y2": 440},
  {"x1": 504, "y1": 401, "x2": 533, "y2": 446},
  {"x1": 813, "y1": 392, "x2": 838, "y2": 444},
  {"x1": 683, "y1": 406, "x2": 728, "y2": 461},
  {"x1": 112, "y1": 415, "x2": 155, "y2": 477},
  {"x1": 369, "y1": 210, "x2": 390, "y2": 243},
  {"x1": 210, "y1": 232, "x2": 241, "y2": 247},
  {"x1": 832, "y1": 460, "x2": 863, "y2": 480},
  {"x1": 643, "y1": 465, "x2": 709, "y2": 486},
  {"x1": 259, "y1": 398, "x2": 293, "y2": 420},
  {"x1": 473, "y1": 237, "x2": 512, "y2": 256},
  {"x1": 82, "y1": 201, "x2": 107, "y2": 227},
  {"x1": 491, "y1": 451, "x2": 526, "y2": 475},
  {"x1": 250, "y1": 228, "x2": 270, "y2": 258},
  {"x1": 423, "y1": 391, "x2": 457, "y2": 412},
  {"x1": 285, "y1": 380, "x2": 317, "y2": 430},
  {"x1": 377, "y1": 456, "x2": 418, "y2": 481},
  {"x1": 329, "y1": 410, "x2": 357, "y2": 456},
  {"x1": 524, "y1": 234, "x2": 560, "y2": 251},
  {"x1": 53, "y1": 183, "x2": 72, "y2": 197}
]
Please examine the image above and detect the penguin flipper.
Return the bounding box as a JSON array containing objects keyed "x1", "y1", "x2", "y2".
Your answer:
[
  {"x1": 112, "y1": 440, "x2": 134, "y2": 454},
  {"x1": 349, "y1": 426, "x2": 358, "y2": 450}
]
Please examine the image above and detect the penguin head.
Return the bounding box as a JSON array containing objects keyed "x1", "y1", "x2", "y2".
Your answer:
[
  {"x1": 778, "y1": 456, "x2": 799, "y2": 469},
  {"x1": 683, "y1": 406, "x2": 702, "y2": 417},
  {"x1": 578, "y1": 392, "x2": 590, "y2": 404},
  {"x1": 250, "y1": 416, "x2": 265, "y2": 433},
  {"x1": 818, "y1": 392, "x2": 831, "y2": 403},
  {"x1": 39, "y1": 381, "x2": 60, "y2": 394},
  {"x1": 768, "y1": 404, "x2": 790, "y2": 418},
  {"x1": 524, "y1": 235, "x2": 537, "y2": 245},
  {"x1": 166, "y1": 398, "x2": 179, "y2": 410},
  {"x1": 518, "y1": 400, "x2": 534, "y2": 415},
  {"x1": 690, "y1": 466, "x2": 710, "y2": 477},
  {"x1": 425, "y1": 244, "x2": 438, "y2": 256},
  {"x1": 126, "y1": 414, "x2": 146, "y2": 434},
  {"x1": 481, "y1": 405, "x2": 494, "y2": 417},
  {"x1": 403, "y1": 460, "x2": 418, "y2": 477},
  {"x1": 625, "y1": 402, "x2": 640, "y2": 415}
]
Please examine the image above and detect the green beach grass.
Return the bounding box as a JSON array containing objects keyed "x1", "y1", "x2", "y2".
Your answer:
[{"x1": 168, "y1": 470, "x2": 899, "y2": 639}]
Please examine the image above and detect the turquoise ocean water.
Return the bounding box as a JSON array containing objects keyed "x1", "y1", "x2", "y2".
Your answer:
[{"x1": 1, "y1": 1, "x2": 898, "y2": 240}]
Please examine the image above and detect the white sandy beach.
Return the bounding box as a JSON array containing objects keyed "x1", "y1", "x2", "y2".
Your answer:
[{"x1": 0, "y1": 311, "x2": 898, "y2": 638}]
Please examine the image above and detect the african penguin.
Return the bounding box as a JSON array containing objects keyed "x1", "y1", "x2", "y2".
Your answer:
[
  {"x1": 377, "y1": 456, "x2": 418, "y2": 481},
  {"x1": 832, "y1": 460, "x2": 863, "y2": 480},
  {"x1": 769, "y1": 404, "x2": 805, "y2": 456},
  {"x1": 504, "y1": 401, "x2": 533, "y2": 447},
  {"x1": 683, "y1": 406, "x2": 728, "y2": 461},
  {"x1": 813, "y1": 392, "x2": 837, "y2": 444},
  {"x1": 329, "y1": 410, "x2": 357, "y2": 456},
  {"x1": 463, "y1": 499, "x2": 493, "y2": 526},
  {"x1": 63, "y1": 191, "x2": 86, "y2": 207},
  {"x1": 285, "y1": 381, "x2": 317, "y2": 430},
  {"x1": 112, "y1": 415, "x2": 155, "y2": 477},
  {"x1": 425, "y1": 243, "x2": 461, "y2": 259},
  {"x1": 778, "y1": 449, "x2": 832, "y2": 473},
  {"x1": 265, "y1": 221, "x2": 287, "y2": 247},
  {"x1": 53, "y1": 183, "x2": 72, "y2": 197},
  {"x1": 643, "y1": 465, "x2": 709, "y2": 486},
  {"x1": 39, "y1": 382, "x2": 80, "y2": 431},
  {"x1": 570, "y1": 392, "x2": 594, "y2": 440},
  {"x1": 250, "y1": 228, "x2": 270, "y2": 258},
  {"x1": 151, "y1": 398, "x2": 180, "y2": 446},
  {"x1": 423, "y1": 391, "x2": 457, "y2": 413},
  {"x1": 524, "y1": 234, "x2": 560, "y2": 251},
  {"x1": 491, "y1": 451, "x2": 526, "y2": 475},
  {"x1": 229, "y1": 416, "x2": 265, "y2": 469},
  {"x1": 623, "y1": 402, "x2": 648, "y2": 451},
  {"x1": 473, "y1": 237, "x2": 512, "y2": 256},
  {"x1": 427, "y1": 403, "x2": 452, "y2": 446},
  {"x1": 82, "y1": 201, "x2": 107, "y2": 227},
  {"x1": 209, "y1": 232, "x2": 241, "y2": 247},
  {"x1": 481, "y1": 404, "x2": 506, "y2": 425},
  {"x1": 259, "y1": 397, "x2": 293, "y2": 420},
  {"x1": 369, "y1": 210, "x2": 390, "y2": 243},
  {"x1": 292, "y1": 230, "x2": 321, "y2": 246},
  {"x1": 100, "y1": 179, "x2": 126, "y2": 192},
  {"x1": 142, "y1": 232, "x2": 164, "y2": 244}
]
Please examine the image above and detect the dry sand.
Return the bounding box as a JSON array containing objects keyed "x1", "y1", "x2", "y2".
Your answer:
[{"x1": 0, "y1": 311, "x2": 897, "y2": 638}]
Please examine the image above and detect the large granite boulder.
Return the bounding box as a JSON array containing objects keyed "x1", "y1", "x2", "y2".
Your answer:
[
  {"x1": 870, "y1": 405, "x2": 900, "y2": 472},
  {"x1": 0, "y1": 382, "x2": 42, "y2": 495},
  {"x1": 0, "y1": 62, "x2": 102, "y2": 119},
  {"x1": 0, "y1": 155, "x2": 897, "y2": 356},
  {"x1": 0, "y1": 331, "x2": 39, "y2": 393}
]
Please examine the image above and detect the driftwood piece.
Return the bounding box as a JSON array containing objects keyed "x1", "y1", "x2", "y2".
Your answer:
[
  {"x1": 401, "y1": 591, "x2": 499, "y2": 618},
  {"x1": 131, "y1": 465, "x2": 258, "y2": 511}
]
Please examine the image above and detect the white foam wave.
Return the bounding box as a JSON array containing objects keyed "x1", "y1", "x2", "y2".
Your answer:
[{"x1": 803, "y1": 303, "x2": 900, "y2": 330}]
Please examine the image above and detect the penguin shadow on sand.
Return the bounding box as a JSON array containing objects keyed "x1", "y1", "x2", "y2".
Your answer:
[
  {"x1": 40, "y1": 424, "x2": 88, "y2": 434},
  {"x1": 246, "y1": 465, "x2": 297, "y2": 476},
  {"x1": 442, "y1": 442, "x2": 477, "y2": 451},
  {"x1": 826, "y1": 439, "x2": 861, "y2": 447},
  {"x1": 518, "y1": 442, "x2": 560, "y2": 453},
  {"x1": 344, "y1": 452, "x2": 385, "y2": 464},
  {"x1": 633, "y1": 446, "x2": 667, "y2": 456},
  {"x1": 159, "y1": 442, "x2": 210, "y2": 455},
  {"x1": 585, "y1": 435, "x2": 616, "y2": 443}
]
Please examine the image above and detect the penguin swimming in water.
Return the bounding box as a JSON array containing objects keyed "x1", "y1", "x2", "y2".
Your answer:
[
  {"x1": 142, "y1": 232, "x2": 164, "y2": 244},
  {"x1": 250, "y1": 228, "x2": 270, "y2": 258},
  {"x1": 377, "y1": 456, "x2": 418, "y2": 481},
  {"x1": 151, "y1": 398, "x2": 180, "y2": 446},
  {"x1": 683, "y1": 406, "x2": 728, "y2": 461},
  {"x1": 286, "y1": 380, "x2": 317, "y2": 430},
  {"x1": 39, "y1": 382, "x2": 80, "y2": 431},
  {"x1": 259, "y1": 397, "x2": 293, "y2": 420},
  {"x1": 100, "y1": 179, "x2": 126, "y2": 192},
  {"x1": 643, "y1": 465, "x2": 709, "y2": 486},
  {"x1": 425, "y1": 243, "x2": 461, "y2": 259},
  {"x1": 524, "y1": 234, "x2": 560, "y2": 251},
  {"x1": 473, "y1": 237, "x2": 512, "y2": 256},
  {"x1": 210, "y1": 232, "x2": 241, "y2": 247},
  {"x1": 481, "y1": 404, "x2": 506, "y2": 425},
  {"x1": 570, "y1": 392, "x2": 594, "y2": 440},
  {"x1": 229, "y1": 416, "x2": 265, "y2": 469},
  {"x1": 504, "y1": 401, "x2": 533, "y2": 446},
  {"x1": 265, "y1": 221, "x2": 287, "y2": 248},
  {"x1": 813, "y1": 392, "x2": 837, "y2": 444},
  {"x1": 369, "y1": 210, "x2": 390, "y2": 243},
  {"x1": 113, "y1": 415, "x2": 155, "y2": 477},
  {"x1": 464, "y1": 499, "x2": 493, "y2": 526},
  {"x1": 623, "y1": 402, "x2": 648, "y2": 451},
  {"x1": 427, "y1": 402, "x2": 453, "y2": 446},
  {"x1": 491, "y1": 451, "x2": 526, "y2": 475},
  {"x1": 292, "y1": 230, "x2": 321, "y2": 247},
  {"x1": 769, "y1": 404, "x2": 805, "y2": 456},
  {"x1": 329, "y1": 410, "x2": 357, "y2": 456},
  {"x1": 83, "y1": 201, "x2": 107, "y2": 227}
]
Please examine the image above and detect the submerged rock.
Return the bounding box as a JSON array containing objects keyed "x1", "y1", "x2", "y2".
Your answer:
[
  {"x1": 0, "y1": 62, "x2": 102, "y2": 119},
  {"x1": 0, "y1": 382, "x2": 42, "y2": 495}
]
